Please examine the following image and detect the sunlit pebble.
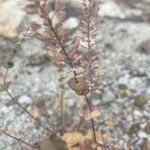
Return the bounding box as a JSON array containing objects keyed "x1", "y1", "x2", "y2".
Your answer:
[
  {"x1": 126, "y1": 115, "x2": 133, "y2": 122},
  {"x1": 143, "y1": 110, "x2": 149, "y2": 117},
  {"x1": 18, "y1": 95, "x2": 32, "y2": 104},
  {"x1": 147, "y1": 88, "x2": 150, "y2": 95},
  {"x1": 63, "y1": 17, "x2": 79, "y2": 29},
  {"x1": 133, "y1": 110, "x2": 143, "y2": 118},
  {"x1": 138, "y1": 131, "x2": 148, "y2": 139},
  {"x1": 98, "y1": 1, "x2": 122, "y2": 18}
]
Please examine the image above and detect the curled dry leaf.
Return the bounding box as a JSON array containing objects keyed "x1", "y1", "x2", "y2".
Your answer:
[
  {"x1": 24, "y1": 2, "x2": 40, "y2": 14},
  {"x1": 30, "y1": 21, "x2": 41, "y2": 30},
  {"x1": 83, "y1": 107, "x2": 101, "y2": 120},
  {"x1": 72, "y1": 37, "x2": 80, "y2": 49},
  {"x1": 44, "y1": 1, "x2": 52, "y2": 16},
  {"x1": 48, "y1": 48, "x2": 66, "y2": 65},
  {"x1": 68, "y1": 37, "x2": 80, "y2": 62},
  {"x1": 69, "y1": 48, "x2": 78, "y2": 61},
  {"x1": 58, "y1": 10, "x2": 67, "y2": 23},
  {"x1": 62, "y1": 132, "x2": 84, "y2": 150},
  {"x1": 57, "y1": 28, "x2": 67, "y2": 40}
]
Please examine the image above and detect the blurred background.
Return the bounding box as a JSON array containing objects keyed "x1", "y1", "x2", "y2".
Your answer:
[{"x1": 0, "y1": 0, "x2": 150, "y2": 149}]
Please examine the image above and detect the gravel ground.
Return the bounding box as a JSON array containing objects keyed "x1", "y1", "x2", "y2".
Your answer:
[{"x1": 0, "y1": 0, "x2": 150, "y2": 149}]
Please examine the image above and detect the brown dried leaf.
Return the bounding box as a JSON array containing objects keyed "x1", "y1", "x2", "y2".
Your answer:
[
  {"x1": 45, "y1": 1, "x2": 52, "y2": 15},
  {"x1": 83, "y1": 107, "x2": 101, "y2": 120},
  {"x1": 55, "y1": 0, "x2": 62, "y2": 11},
  {"x1": 140, "y1": 139, "x2": 150, "y2": 150},
  {"x1": 62, "y1": 132, "x2": 84, "y2": 150},
  {"x1": 30, "y1": 21, "x2": 41, "y2": 30},
  {"x1": 24, "y1": 2, "x2": 39, "y2": 14},
  {"x1": 57, "y1": 10, "x2": 67, "y2": 22},
  {"x1": 72, "y1": 37, "x2": 80, "y2": 49}
]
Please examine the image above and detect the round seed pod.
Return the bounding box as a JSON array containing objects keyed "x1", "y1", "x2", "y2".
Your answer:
[
  {"x1": 68, "y1": 76, "x2": 89, "y2": 95},
  {"x1": 75, "y1": 88, "x2": 90, "y2": 96}
]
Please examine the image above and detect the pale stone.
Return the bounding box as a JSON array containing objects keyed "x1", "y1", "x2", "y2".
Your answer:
[
  {"x1": 63, "y1": 17, "x2": 79, "y2": 29},
  {"x1": 0, "y1": 0, "x2": 25, "y2": 38},
  {"x1": 18, "y1": 95, "x2": 32, "y2": 104}
]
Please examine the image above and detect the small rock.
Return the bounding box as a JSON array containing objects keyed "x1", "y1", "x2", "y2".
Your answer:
[
  {"x1": 133, "y1": 110, "x2": 143, "y2": 118},
  {"x1": 18, "y1": 95, "x2": 32, "y2": 104},
  {"x1": 0, "y1": 0, "x2": 25, "y2": 38},
  {"x1": 128, "y1": 123, "x2": 140, "y2": 135},
  {"x1": 144, "y1": 123, "x2": 150, "y2": 134},
  {"x1": 118, "y1": 84, "x2": 128, "y2": 90},
  {"x1": 136, "y1": 39, "x2": 150, "y2": 54},
  {"x1": 99, "y1": 1, "x2": 142, "y2": 20},
  {"x1": 121, "y1": 90, "x2": 132, "y2": 97},
  {"x1": 138, "y1": 131, "x2": 148, "y2": 138},
  {"x1": 133, "y1": 95, "x2": 148, "y2": 109},
  {"x1": 63, "y1": 17, "x2": 79, "y2": 29},
  {"x1": 28, "y1": 54, "x2": 50, "y2": 66},
  {"x1": 99, "y1": 1, "x2": 123, "y2": 18}
]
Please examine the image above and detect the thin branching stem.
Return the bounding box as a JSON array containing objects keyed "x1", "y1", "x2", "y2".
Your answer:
[
  {"x1": 2, "y1": 27, "x2": 29, "y2": 85},
  {"x1": 0, "y1": 25, "x2": 62, "y2": 140},
  {"x1": 85, "y1": 95, "x2": 109, "y2": 149},
  {"x1": 5, "y1": 89, "x2": 61, "y2": 139},
  {"x1": 1, "y1": 131, "x2": 37, "y2": 149},
  {"x1": 47, "y1": 18, "x2": 78, "y2": 82}
]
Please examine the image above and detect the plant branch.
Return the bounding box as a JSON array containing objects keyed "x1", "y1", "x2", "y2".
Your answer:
[
  {"x1": 1, "y1": 131, "x2": 37, "y2": 149},
  {"x1": 5, "y1": 89, "x2": 61, "y2": 139},
  {"x1": 47, "y1": 18, "x2": 78, "y2": 81},
  {"x1": 85, "y1": 95, "x2": 108, "y2": 149}
]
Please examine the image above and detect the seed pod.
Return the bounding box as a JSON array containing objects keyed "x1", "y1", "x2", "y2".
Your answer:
[
  {"x1": 68, "y1": 76, "x2": 89, "y2": 95},
  {"x1": 75, "y1": 88, "x2": 89, "y2": 96}
]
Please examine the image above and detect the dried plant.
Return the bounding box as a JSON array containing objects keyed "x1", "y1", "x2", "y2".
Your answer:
[{"x1": 0, "y1": 0, "x2": 111, "y2": 149}]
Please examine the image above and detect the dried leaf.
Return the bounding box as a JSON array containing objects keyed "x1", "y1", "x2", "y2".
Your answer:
[
  {"x1": 55, "y1": 0, "x2": 62, "y2": 11},
  {"x1": 72, "y1": 37, "x2": 80, "y2": 48},
  {"x1": 57, "y1": 10, "x2": 67, "y2": 22},
  {"x1": 69, "y1": 48, "x2": 78, "y2": 60},
  {"x1": 24, "y1": 2, "x2": 39, "y2": 14},
  {"x1": 30, "y1": 21, "x2": 41, "y2": 30},
  {"x1": 140, "y1": 139, "x2": 150, "y2": 150},
  {"x1": 33, "y1": 106, "x2": 41, "y2": 120},
  {"x1": 62, "y1": 132, "x2": 84, "y2": 149},
  {"x1": 45, "y1": 1, "x2": 52, "y2": 15},
  {"x1": 83, "y1": 107, "x2": 101, "y2": 120}
]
